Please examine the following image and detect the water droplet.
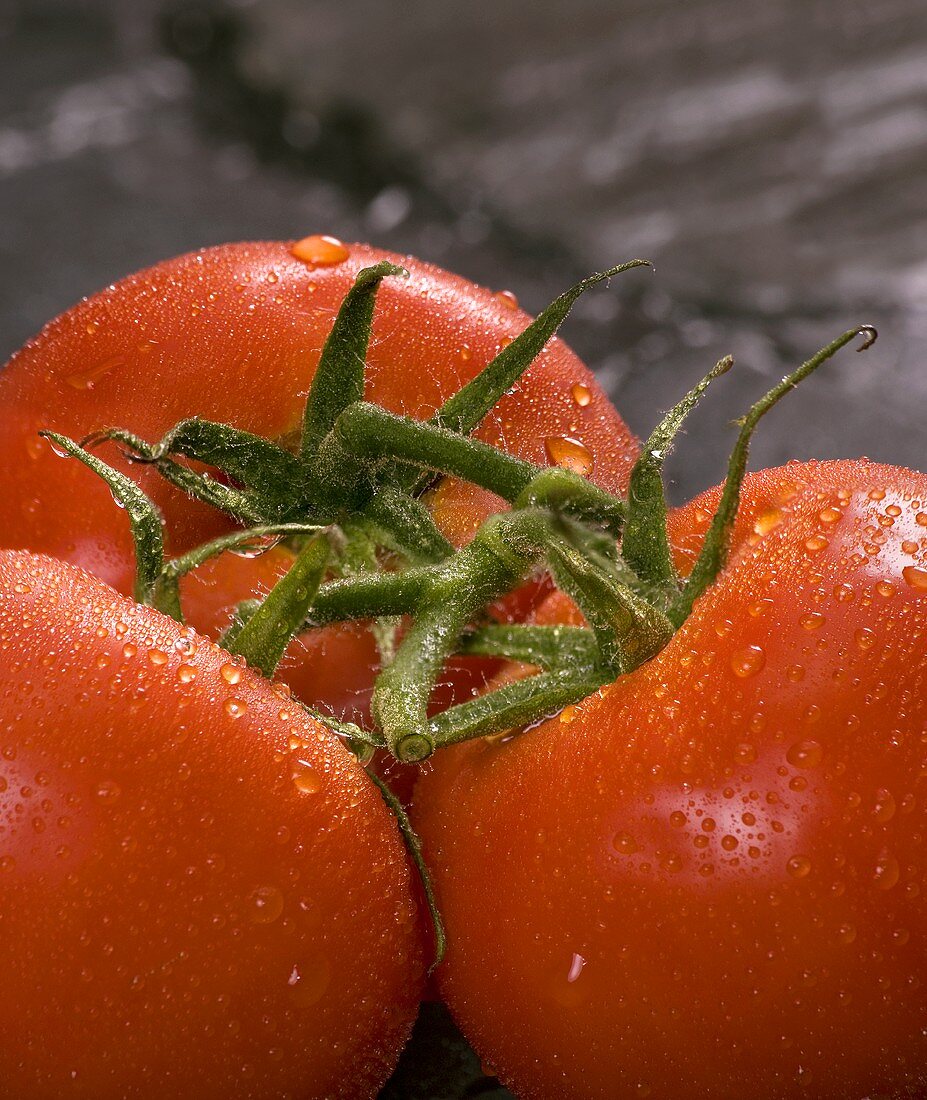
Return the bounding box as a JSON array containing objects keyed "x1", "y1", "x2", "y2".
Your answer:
[
  {"x1": 787, "y1": 855, "x2": 812, "y2": 878},
  {"x1": 818, "y1": 507, "x2": 842, "y2": 525},
  {"x1": 855, "y1": 627, "x2": 876, "y2": 650},
  {"x1": 224, "y1": 698, "x2": 247, "y2": 719},
  {"x1": 735, "y1": 743, "x2": 757, "y2": 764},
  {"x1": 177, "y1": 664, "x2": 198, "y2": 684},
  {"x1": 730, "y1": 645, "x2": 766, "y2": 678},
  {"x1": 247, "y1": 885, "x2": 284, "y2": 924},
  {"x1": 544, "y1": 435, "x2": 594, "y2": 476},
  {"x1": 95, "y1": 780, "x2": 121, "y2": 804},
  {"x1": 800, "y1": 612, "x2": 826, "y2": 631},
  {"x1": 721, "y1": 834, "x2": 739, "y2": 851},
  {"x1": 612, "y1": 831, "x2": 638, "y2": 855},
  {"x1": 287, "y1": 956, "x2": 331, "y2": 1007},
  {"x1": 571, "y1": 383, "x2": 592, "y2": 407},
  {"x1": 495, "y1": 289, "x2": 519, "y2": 310},
  {"x1": 835, "y1": 922, "x2": 857, "y2": 945},
  {"x1": 290, "y1": 234, "x2": 349, "y2": 266},
  {"x1": 147, "y1": 648, "x2": 168, "y2": 667},
  {"x1": 47, "y1": 438, "x2": 71, "y2": 459},
  {"x1": 833, "y1": 583, "x2": 855, "y2": 603},
  {"x1": 458, "y1": 344, "x2": 472, "y2": 362},
  {"x1": 873, "y1": 851, "x2": 900, "y2": 891},
  {"x1": 122, "y1": 642, "x2": 137, "y2": 659},
  {"x1": 787, "y1": 740, "x2": 824, "y2": 769},
  {"x1": 902, "y1": 566, "x2": 927, "y2": 591},
  {"x1": 566, "y1": 952, "x2": 586, "y2": 983},
  {"x1": 805, "y1": 534, "x2": 829, "y2": 553},
  {"x1": 230, "y1": 534, "x2": 282, "y2": 558},
  {"x1": 221, "y1": 663, "x2": 243, "y2": 685},
  {"x1": 292, "y1": 759, "x2": 323, "y2": 795},
  {"x1": 876, "y1": 580, "x2": 896, "y2": 598},
  {"x1": 873, "y1": 788, "x2": 897, "y2": 823},
  {"x1": 753, "y1": 508, "x2": 783, "y2": 536},
  {"x1": 64, "y1": 355, "x2": 125, "y2": 392}
]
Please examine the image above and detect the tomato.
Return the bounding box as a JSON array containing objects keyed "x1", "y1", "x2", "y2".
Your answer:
[
  {"x1": 0, "y1": 550, "x2": 424, "y2": 1098},
  {"x1": 0, "y1": 240, "x2": 638, "y2": 725},
  {"x1": 414, "y1": 459, "x2": 927, "y2": 1099}
]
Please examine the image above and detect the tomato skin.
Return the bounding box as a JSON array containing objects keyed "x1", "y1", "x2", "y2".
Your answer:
[
  {"x1": 0, "y1": 550, "x2": 424, "y2": 1099},
  {"x1": 415, "y1": 459, "x2": 927, "y2": 1099},
  {"x1": 0, "y1": 241, "x2": 637, "y2": 724}
]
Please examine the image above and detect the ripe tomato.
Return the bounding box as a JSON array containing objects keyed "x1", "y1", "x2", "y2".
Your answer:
[
  {"x1": 0, "y1": 239, "x2": 638, "y2": 723},
  {"x1": 415, "y1": 459, "x2": 927, "y2": 1099},
  {"x1": 0, "y1": 550, "x2": 424, "y2": 1098}
]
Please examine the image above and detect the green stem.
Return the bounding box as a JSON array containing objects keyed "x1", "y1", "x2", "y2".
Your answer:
[
  {"x1": 669, "y1": 325, "x2": 876, "y2": 626},
  {"x1": 336, "y1": 401, "x2": 537, "y2": 501},
  {"x1": 40, "y1": 432, "x2": 175, "y2": 617},
  {"x1": 84, "y1": 427, "x2": 275, "y2": 526},
  {"x1": 546, "y1": 527, "x2": 673, "y2": 675},
  {"x1": 338, "y1": 404, "x2": 626, "y2": 536},
  {"x1": 363, "y1": 486, "x2": 453, "y2": 563},
  {"x1": 301, "y1": 262, "x2": 406, "y2": 462},
  {"x1": 457, "y1": 623, "x2": 601, "y2": 669},
  {"x1": 622, "y1": 355, "x2": 733, "y2": 592},
  {"x1": 368, "y1": 771, "x2": 446, "y2": 970},
  {"x1": 433, "y1": 260, "x2": 651, "y2": 437},
  {"x1": 373, "y1": 510, "x2": 553, "y2": 762},
  {"x1": 164, "y1": 524, "x2": 323, "y2": 580},
  {"x1": 227, "y1": 534, "x2": 330, "y2": 676},
  {"x1": 307, "y1": 569, "x2": 431, "y2": 624},
  {"x1": 427, "y1": 668, "x2": 607, "y2": 747}
]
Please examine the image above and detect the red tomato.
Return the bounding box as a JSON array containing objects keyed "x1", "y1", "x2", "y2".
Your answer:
[
  {"x1": 415, "y1": 459, "x2": 927, "y2": 1099},
  {"x1": 0, "y1": 550, "x2": 424, "y2": 1098},
  {"x1": 0, "y1": 240, "x2": 637, "y2": 726}
]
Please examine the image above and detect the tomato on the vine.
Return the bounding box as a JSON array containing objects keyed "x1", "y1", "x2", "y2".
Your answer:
[
  {"x1": 415, "y1": 459, "x2": 927, "y2": 1099},
  {"x1": 0, "y1": 550, "x2": 424, "y2": 1099},
  {"x1": 0, "y1": 240, "x2": 638, "y2": 725}
]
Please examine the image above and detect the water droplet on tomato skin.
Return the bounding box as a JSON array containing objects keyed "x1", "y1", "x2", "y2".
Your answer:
[
  {"x1": 495, "y1": 289, "x2": 519, "y2": 310},
  {"x1": 287, "y1": 956, "x2": 331, "y2": 1007},
  {"x1": 292, "y1": 760, "x2": 323, "y2": 795},
  {"x1": 801, "y1": 612, "x2": 826, "y2": 631},
  {"x1": 786, "y1": 741, "x2": 824, "y2": 769},
  {"x1": 805, "y1": 534, "x2": 829, "y2": 553},
  {"x1": 786, "y1": 855, "x2": 812, "y2": 879},
  {"x1": 873, "y1": 788, "x2": 897, "y2": 824},
  {"x1": 902, "y1": 565, "x2": 927, "y2": 591},
  {"x1": 753, "y1": 508, "x2": 783, "y2": 536},
  {"x1": 224, "y1": 699, "x2": 247, "y2": 719},
  {"x1": 571, "y1": 383, "x2": 592, "y2": 407},
  {"x1": 544, "y1": 435, "x2": 594, "y2": 476},
  {"x1": 566, "y1": 952, "x2": 586, "y2": 983},
  {"x1": 612, "y1": 832, "x2": 639, "y2": 855},
  {"x1": 290, "y1": 234, "x2": 349, "y2": 266},
  {"x1": 730, "y1": 645, "x2": 766, "y2": 678},
  {"x1": 873, "y1": 851, "x2": 900, "y2": 891},
  {"x1": 247, "y1": 885, "x2": 284, "y2": 924}
]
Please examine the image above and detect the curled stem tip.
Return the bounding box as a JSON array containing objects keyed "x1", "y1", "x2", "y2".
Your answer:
[{"x1": 855, "y1": 324, "x2": 878, "y2": 351}]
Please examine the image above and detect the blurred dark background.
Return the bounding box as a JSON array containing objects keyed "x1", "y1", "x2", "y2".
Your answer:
[
  {"x1": 2, "y1": 0, "x2": 926, "y2": 502},
  {"x1": 1, "y1": 1, "x2": 924, "y2": 1095}
]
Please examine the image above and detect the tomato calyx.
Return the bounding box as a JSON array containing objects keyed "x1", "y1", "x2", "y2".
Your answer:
[{"x1": 41, "y1": 262, "x2": 877, "y2": 769}]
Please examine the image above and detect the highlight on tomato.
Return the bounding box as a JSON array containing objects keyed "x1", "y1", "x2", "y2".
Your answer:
[
  {"x1": 0, "y1": 550, "x2": 424, "y2": 1099},
  {"x1": 414, "y1": 458, "x2": 927, "y2": 1099}
]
